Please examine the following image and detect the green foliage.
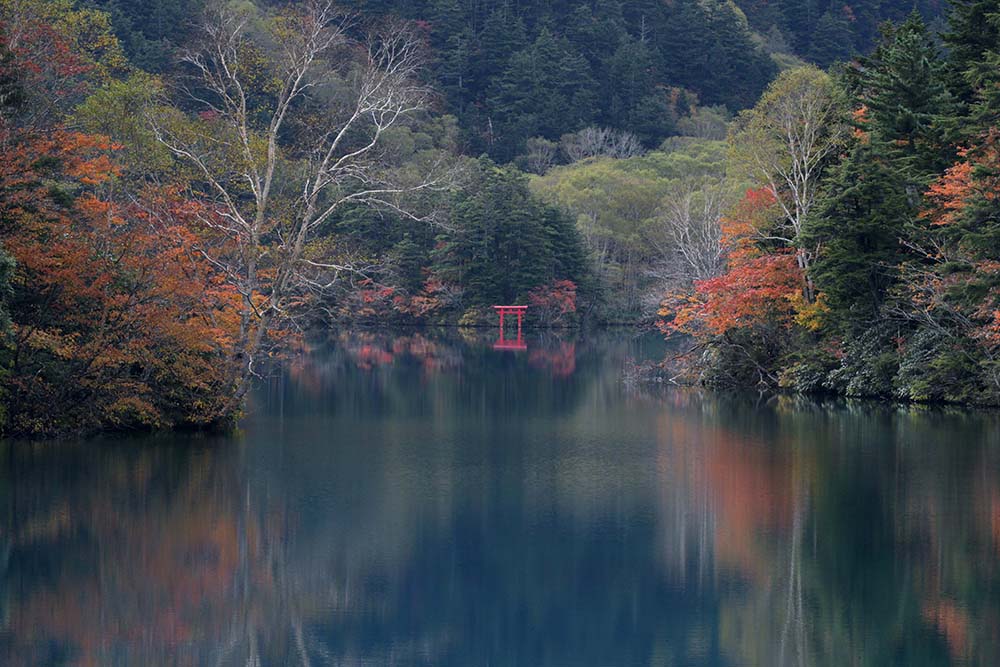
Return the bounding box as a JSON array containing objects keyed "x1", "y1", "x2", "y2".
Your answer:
[
  {"x1": 807, "y1": 9, "x2": 855, "y2": 67},
  {"x1": 806, "y1": 141, "x2": 912, "y2": 323},
  {"x1": 825, "y1": 325, "x2": 901, "y2": 398},
  {"x1": 858, "y1": 12, "x2": 955, "y2": 176},
  {"x1": 433, "y1": 158, "x2": 589, "y2": 307},
  {"x1": 698, "y1": 325, "x2": 791, "y2": 388},
  {"x1": 532, "y1": 139, "x2": 731, "y2": 318},
  {"x1": 74, "y1": 72, "x2": 171, "y2": 173},
  {"x1": 665, "y1": 5, "x2": 1000, "y2": 408},
  {"x1": 486, "y1": 29, "x2": 599, "y2": 162},
  {"x1": 806, "y1": 14, "x2": 953, "y2": 326},
  {"x1": 87, "y1": 0, "x2": 204, "y2": 71}
]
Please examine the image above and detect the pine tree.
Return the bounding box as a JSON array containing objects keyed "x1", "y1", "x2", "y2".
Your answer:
[
  {"x1": 808, "y1": 9, "x2": 856, "y2": 67},
  {"x1": 433, "y1": 159, "x2": 588, "y2": 304},
  {"x1": 607, "y1": 37, "x2": 660, "y2": 133},
  {"x1": 945, "y1": 0, "x2": 1000, "y2": 130},
  {"x1": 486, "y1": 29, "x2": 599, "y2": 161},
  {"x1": 806, "y1": 142, "x2": 912, "y2": 322},
  {"x1": 858, "y1": 12, "x2": 954, "y2": 178},
  {"x1": 807, "y1": 13, "x2": 953, "y2": 325},
  {"x1": 473, "y1": 8, "x2": 528, "y2": 99}
]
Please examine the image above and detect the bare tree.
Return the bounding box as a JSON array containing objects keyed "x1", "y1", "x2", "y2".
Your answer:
[
  {"x1": 730, "y1": 67, "x2": 847, "y2": 301},
  {"x1": 650, "y1": 177, "x2": 733, "y2": 284},
  {"x1": 151, "y1": 0, "x2": 456, "y2": 418},
  {"x1": 675, "y1": 105, "x2": 731, "y2": 141},
  {"x1": 522, "y1": 136, "x2": 558, "y2": 174},
  {"x1": 561, "y1": 126, "x2": 644, "y2": 162}
]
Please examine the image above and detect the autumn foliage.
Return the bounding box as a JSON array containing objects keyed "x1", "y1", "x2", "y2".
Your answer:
[
  {"x1": 918, "y1": 133, "x2": 1000, "y2": 355},
  {"x1": 527, "y1": 280, "x2": 578, "y2": 326},
  {"x1": 659, "y1": 188, "x2": 804, "y2": 338},
  {"x1": 0, "y1": 125, "x2": 240, "y2": 435}
]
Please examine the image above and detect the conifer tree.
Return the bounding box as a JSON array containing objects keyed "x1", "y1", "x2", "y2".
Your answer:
[
  {"x1": 807, "y1": 13, "x2": 952, "y2": 325},
  {"x1": 486, "y1": 29, "x2": 599, "y2": 161},
  {"x1": 808, "y1": 9, "x2": 856, "y2": 66}
]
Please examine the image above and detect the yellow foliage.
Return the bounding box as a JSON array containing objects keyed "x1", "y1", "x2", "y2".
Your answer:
[{"x1": 791, "y1": 292, "x2": 830, "y2": 331}]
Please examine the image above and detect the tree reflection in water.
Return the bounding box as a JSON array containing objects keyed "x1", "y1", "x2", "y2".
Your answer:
[{"x1": 2, "y1": 330, "x2": 1000, "y2": 666}]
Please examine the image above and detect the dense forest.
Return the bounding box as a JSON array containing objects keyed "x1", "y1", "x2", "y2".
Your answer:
[
  {"x1": 98, "y1": 0, "x2": 945, "y2": 158},
  {"x1": 0, "y1": 0, "x2": 997, "y2": 436}
]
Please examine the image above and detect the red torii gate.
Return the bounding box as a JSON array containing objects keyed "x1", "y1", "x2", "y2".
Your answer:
[{"x1": 493, "y1": 305, "x2": 527, "y2": 351}]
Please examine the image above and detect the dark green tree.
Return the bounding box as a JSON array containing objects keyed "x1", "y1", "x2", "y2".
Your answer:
[
  {"x1": 806, "y1": 14, "x2": 953, "y2": 326},
  {"x1": 808, "y1": 9, "x2": 856, "y2": 67},
  {"x1": 433, "y1": 159, "x2": 589, "y2": 305},
  {"x1": 607, "y1": 36, "x2": 675, "y2": 143},
  {"x1": 807, "y1": 142, "x2": 912, "y2": 322},
  {"x1": 944, "y1": 0, "x2": 1000, "y2": 131},
  {"x1": 658, "y1": 0, "x2": 775, "y2": 109},
  {"x1": 850, "y1": 12, "x2": 955, "y2": 182},
  {"x1": 486, "y1": 29, "x2": 599, "y2": 161}
]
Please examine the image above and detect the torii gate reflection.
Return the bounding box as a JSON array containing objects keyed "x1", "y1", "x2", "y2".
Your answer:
[{"x1": 493, "y1": 305, "x2": 527, "y2": 351}]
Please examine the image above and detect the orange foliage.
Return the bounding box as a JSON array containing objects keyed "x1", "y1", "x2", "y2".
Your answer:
[
  {"x1": 527, "y1": 279, "x2": 577, "y2": 326},
  {"x1": 919, "y1": 135, "x2": 1000, "y2": 354},
  {"x1": 721, "y1": 187, "x2": 780, "y2": 263},
  {"x1": 659, "y1": 188, "x2": 802, "y2": 337},
  {"x1": 660, "y1": 254, "x2": 802, "y2": 336},
  {"x1": 924, "y1": 159, "x2": 974, "y2": 227},
  {"x1": 0, "y1": 125, "x2": 240, "y2": 434},
  {"x1": 393, "y1": 277, "x2": 450, "y2": 319}
]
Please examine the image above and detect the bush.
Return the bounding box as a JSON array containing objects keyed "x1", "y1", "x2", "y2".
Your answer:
[{"x1": 824, "y1": 325, "x2": 900, "y2": 398}]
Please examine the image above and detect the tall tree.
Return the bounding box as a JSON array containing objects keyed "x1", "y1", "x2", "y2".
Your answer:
[
  {"x1": 433, "y1": 158, "x2": 587, "y2": 306},
  {"x1": 152, "y1": 0, "x2": 454, "y2": 420},
  {"x1": 486, "y1": 28, "x2": 599, "y2": 161},
  {"x1": 808, "y1": 8, "x2": 855, "y2": 66},
  {"x1": 730, "y1": 67, "x2": 849, "y2": 302},
  {"x1": 807, "y1": 13, "x2": 954, "y2": 323}
]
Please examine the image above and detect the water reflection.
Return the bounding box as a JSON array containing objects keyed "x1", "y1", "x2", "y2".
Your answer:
[{"x1": 2, "y1": 330, "x2": 1000, "y2": 666}]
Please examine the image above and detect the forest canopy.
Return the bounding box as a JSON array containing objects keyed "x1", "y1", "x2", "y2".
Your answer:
[{"x1": 0, "y1": 0, "x2": 995, "y2": 437}]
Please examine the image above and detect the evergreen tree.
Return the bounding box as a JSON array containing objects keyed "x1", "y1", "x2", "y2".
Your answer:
[
  {"x1": 777, "y1": 0, "x2": 821, "y2": 52},
  {"x1": 703, "y1": 0, "x2": 778, "y2": 108},
  {"x1": 807, "y1": 13, "x2": 952, "y2": 326},
  {"x1": 658, "y1": 0, "x2": 775, "y2": 109},
  {"x1": 472, "y1": 8, "x2": 528, "y2": 99},
  {"x1": 806, "y1": 142, "x2": 912, "y2": 322},
  {"x1": 857, "y1": 12, "x2": 954, "y2": 178},
  {"x1": 945, "y1": 0, "x2": 1000, "y2": 130},
  {"x1": 808, "y1": 9, "x2": 856, "y2": 67},
  {"x1": 944, "y1": 0, "x2": 1000, "y2": 100},
  {"x1": 486, "y1": 29, "x2": 599, "y2": 161},
  {"x1": 607, "y1": 37, "x2": 675, "y2": 142},
  {"x1": 437, "y1": 27, "x2": 476, "y2": 108},
  {"x1": 433, "y1": 159, "x2": 588, "y2": 305},
  {"x1": 89, "y1": 0, "x2": 204, "y2": 71}
]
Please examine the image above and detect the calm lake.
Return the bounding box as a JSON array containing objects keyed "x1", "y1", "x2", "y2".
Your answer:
[{"x1": 2, "y1": 329, "x2": 1000, "y2": 666}]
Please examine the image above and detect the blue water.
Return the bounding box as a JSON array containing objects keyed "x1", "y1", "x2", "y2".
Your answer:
[{"x1": 3, "y1": 329, "x2": 999, "y2": 666}]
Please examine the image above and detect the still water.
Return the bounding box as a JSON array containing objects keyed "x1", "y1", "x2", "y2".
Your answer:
[{"x1": 2, "y1": 329, "x2": 1000, "y2": 666}]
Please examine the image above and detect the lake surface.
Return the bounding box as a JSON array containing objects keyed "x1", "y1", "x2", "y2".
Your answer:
[{"x1": 2, "y1": 329, "x2": 1000, "y2": 666}]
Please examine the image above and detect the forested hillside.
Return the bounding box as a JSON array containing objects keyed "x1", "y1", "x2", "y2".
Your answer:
[
  {"x1": 95, "y1": 0, "x2": 941, "y2": 160},
  {"x1": 660, "y1": 6, "x2": 1000, "y2": 407},
  {"x1": 0, "y1": 0, "x2": 997, "y2": 437}
]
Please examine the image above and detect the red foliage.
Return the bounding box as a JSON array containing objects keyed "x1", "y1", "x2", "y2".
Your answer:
[
  {"x1": 659, "y1": 189, "x2": 803, "y2": 337},
  {"x1": 919, "y1": 134, "x2": 1000, "y2": 354},
  {"x1": 0, "y1": 124, "x2": 240, "y2": 433},
  {"x1": 720, "y1": 187, "x2": 779, "y2": 261},
  {"x1": 661, "y1": 253, "x2": 802, "y2": 336},
  {"x1": 527, "y1": 279, "x2": 577, "y2": 326},
  {"x1": 392, "y1": 277, "x2": 450, "y2": 319}
]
